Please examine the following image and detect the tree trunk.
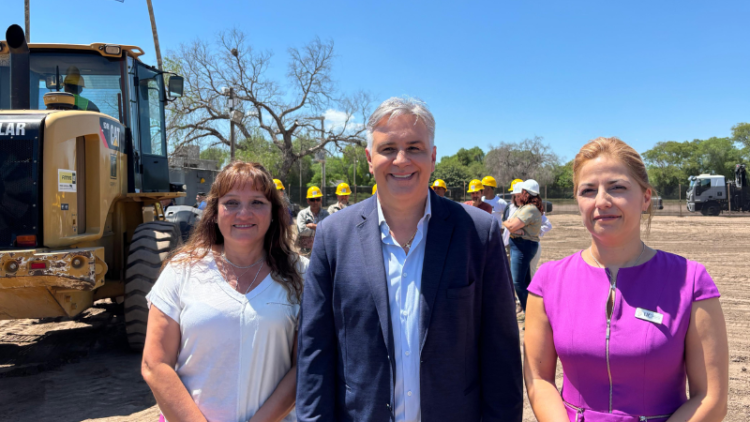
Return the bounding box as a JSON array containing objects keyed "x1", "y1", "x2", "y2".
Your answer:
[{"x1": 277, "y1": 147, "x2": 296, "y2": 185}]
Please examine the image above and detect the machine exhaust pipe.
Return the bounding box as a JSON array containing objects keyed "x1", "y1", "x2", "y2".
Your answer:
[{"x1": 6, "y1": 24, "x2": 30, "y2": 110}]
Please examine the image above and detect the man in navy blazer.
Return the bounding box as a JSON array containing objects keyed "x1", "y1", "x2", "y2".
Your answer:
[{"x1": 296, "y1": 97, "x2": 522, "y2": 422}]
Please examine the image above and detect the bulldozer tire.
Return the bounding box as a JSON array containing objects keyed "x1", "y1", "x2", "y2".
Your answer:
[{"x1": 124, "y1": 221, "x2": 182, "y2": 351}]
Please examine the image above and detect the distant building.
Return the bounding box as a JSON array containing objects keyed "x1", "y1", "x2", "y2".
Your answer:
[{"x1": 169, "y1": 145, "x2": 220, "y2": 206}]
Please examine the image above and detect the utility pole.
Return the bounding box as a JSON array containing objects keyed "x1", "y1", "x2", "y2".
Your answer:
[
  {"x1": 304, "y1": 116, "x2": 326, "y2": 205},
  {"x1": 298, "y1": 142, "x2": 302, "y2": 204},
  {"x1": 145, "y1": 0, "x2": 163, "y2": 70},
  {"x1": 24, "y1": 0, "x2": 30, "y2": 42},
  {"x1": 229, "y1": 87, "x2": 235, "y2": 161},
  {"x1": 319, "y1": 118, "x2": 326, "y2": 206}
]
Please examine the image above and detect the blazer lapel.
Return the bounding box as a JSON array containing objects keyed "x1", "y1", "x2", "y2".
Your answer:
[
  {"x1": 356, "y1": 198, "x2": 393, "y2": 358},
  {"x1": 419, "y1": 190, "x2": 455, "y2": 353}
]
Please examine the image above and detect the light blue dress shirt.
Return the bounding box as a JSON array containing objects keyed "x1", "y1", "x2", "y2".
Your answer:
[{"x1": 376, "y1": 194, "x2": 431, "y2": 422}]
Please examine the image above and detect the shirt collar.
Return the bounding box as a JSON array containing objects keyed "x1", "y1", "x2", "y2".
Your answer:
[{"x1": 376, "y1": 190, "x2": 432, "y2": 239}]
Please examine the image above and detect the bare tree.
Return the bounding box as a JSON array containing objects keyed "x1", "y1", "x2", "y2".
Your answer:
[
  {"x1": 166, "y1": 29, "x2": 371, "y2": 183},
  {"x1": 484, "y1": 136, "x2": 559, "y2": 187}
]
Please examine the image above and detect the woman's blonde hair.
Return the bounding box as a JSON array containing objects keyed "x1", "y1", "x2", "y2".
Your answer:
[
  {"x1": 169, "y1": 161, "x2": 303, "y2": 303},
  {"x1": 573, "y1": 136, "x2": 655, "y2": 233}
]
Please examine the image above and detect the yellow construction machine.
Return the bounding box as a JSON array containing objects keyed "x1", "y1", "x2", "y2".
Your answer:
[{"x1": 0, "y1": 24, "x2": 187, "y2": 350}]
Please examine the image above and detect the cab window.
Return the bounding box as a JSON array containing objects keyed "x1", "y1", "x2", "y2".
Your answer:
[
  {"x1": 136, "y1": 64, "x2": 167, "y2": 157},
  {"x1": 0, "y1": 51, "x2": 124, "y2": 121}
]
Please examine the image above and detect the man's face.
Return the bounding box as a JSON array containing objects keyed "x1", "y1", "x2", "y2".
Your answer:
[
  {"x1": 434, "y1": 187, "x2": 446, "y2": 197},
  {"x1": 471, "y1": 191, "x2": 483, "y2": 206},
  {"x1": 482, "y1": 186, "x2": 494, "y2": 198},
  {"x1": 196, "y1": 194, "x2": 205, "y2": 202},
  {"x1": 307, "y1": 197, "x2": 322, "y2": 213},
  {"x1": 366, "y1": 114, "x2": 436, "y2": 205},
  {"x1": 337, "y1": 195, "x2": 350, "y2": 205}
]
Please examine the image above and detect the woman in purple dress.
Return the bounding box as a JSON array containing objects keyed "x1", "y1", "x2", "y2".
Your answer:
[{"x1": 524, "y1": 137, "x2": 728, "y2": 422}]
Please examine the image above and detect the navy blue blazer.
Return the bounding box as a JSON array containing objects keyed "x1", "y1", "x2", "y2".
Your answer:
[{"x1": 296, "y1": 189, "x2": 523, "y2": 422}]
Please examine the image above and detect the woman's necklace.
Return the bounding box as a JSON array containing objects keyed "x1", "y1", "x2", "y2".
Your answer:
[
  {"x1": 218, "y1": 249, "x2": 266, "y2": 294},
  {"x1": 220, "y1": 258, "x2": 264, "y2": 295},
  {"x1": 589, "y1": 241, "x2": 646, "y2": 273}
]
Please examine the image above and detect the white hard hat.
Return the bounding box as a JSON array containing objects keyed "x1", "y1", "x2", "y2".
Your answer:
[
  {"x1": 523, "y1": 179, "x2": 540, "y2": 196},
  {"x1": 511, "y1": 181, "x2": 524, "y2": 195}
]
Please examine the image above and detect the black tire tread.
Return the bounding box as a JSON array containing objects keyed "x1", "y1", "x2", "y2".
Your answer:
[{"x1": 124, "y1": 221, "x2": 181, "y2": 351}]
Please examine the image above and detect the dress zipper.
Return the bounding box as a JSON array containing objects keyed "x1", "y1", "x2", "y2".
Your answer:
[
  {"x1": 604, "y1": 268, "x2": 617, "y2": 413},
  {"x1": 639, "y1": 416, "x2": 672, "y2": 421}
]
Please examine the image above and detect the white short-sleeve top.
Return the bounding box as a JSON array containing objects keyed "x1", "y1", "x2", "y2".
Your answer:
[{"x1": 146, "y1": 252, "x2": 308, "y2": 422}]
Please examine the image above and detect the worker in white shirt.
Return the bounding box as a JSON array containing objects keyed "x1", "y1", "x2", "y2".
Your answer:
[{"x1": 481, "y1": 175, "x2": 507, "y2": 222}]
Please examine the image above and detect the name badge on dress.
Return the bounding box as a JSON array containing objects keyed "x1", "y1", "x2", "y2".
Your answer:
[{"x1": 635, "y1": 307, "x2": 664, "y2": 325}]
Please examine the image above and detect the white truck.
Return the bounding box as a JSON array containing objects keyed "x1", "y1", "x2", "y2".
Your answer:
[{"x1": 686, "y1": 165, "x2": 749, "y2": 216}]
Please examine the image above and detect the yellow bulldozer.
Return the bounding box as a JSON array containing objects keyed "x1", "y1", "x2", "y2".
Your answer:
[{"x1": 0, "y1": 24, "x2": 187, "y2": 350}]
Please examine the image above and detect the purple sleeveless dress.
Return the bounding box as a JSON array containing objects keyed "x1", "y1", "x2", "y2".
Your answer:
[{"x1": 528, "y1": 250, "x2": 720, "y2": 422}]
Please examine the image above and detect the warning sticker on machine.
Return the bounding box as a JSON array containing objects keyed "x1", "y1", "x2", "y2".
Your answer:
[{"x1": 58, "y1": 169, "x2": 77, "y2": 192}]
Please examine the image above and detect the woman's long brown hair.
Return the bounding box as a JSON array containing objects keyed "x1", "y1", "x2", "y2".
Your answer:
[
  {"x1": 516, "y1": 190, "x2": 545, "y2": 214},
  {"x1": 168, "y1": 161, "x2": 303, "y2": 303}
]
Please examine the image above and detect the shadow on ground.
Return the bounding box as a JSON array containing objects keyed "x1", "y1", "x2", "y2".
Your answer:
[{"x1": 0, "y1": 300, "x2": 158, "y2": 422}]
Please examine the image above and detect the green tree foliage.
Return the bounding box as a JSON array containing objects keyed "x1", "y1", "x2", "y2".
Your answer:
[
  {"x1": 641, "y1": 140, "x2": 701, "y2": 188},
  {"x1": 199, "y1": 147, "x2": 228, "y2": 169},
  {"x1": 309, "y1": 145, "x2": 373, "y2": 188},
  {"x1": 732, "y1": 122, "x2": 750, "y2": 150},
  {"x1": 551, "y1": 160, "x2": 574, "y2": 189},
  {"x1": 431, "y1": 147, "x2": 487, "y2": 187},
  {"x1": 642, "y1": 131, "x2": 749, "y2": 192}
]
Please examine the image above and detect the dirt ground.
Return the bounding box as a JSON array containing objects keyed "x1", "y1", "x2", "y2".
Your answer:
[{"x1": 1, "y1": 214, "x2": 749, "y2": 421}]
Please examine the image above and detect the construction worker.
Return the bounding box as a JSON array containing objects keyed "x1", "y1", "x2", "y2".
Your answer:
[
  {"x1": 63, "y1": 66, "x2": 100, "y2": 112},
  {"x1": 431, "y1": 179, "x2": 447, "y2": 197},
  {"x1": 328, "y1": 183, "x2": 351, "y2": 214},
  {"x1": 296, "y1": 186, "x2": 329, "y2": 256},
  {"x1": 464, "y1": 179, "x2": 492, "y2": 214},
  {"x1": 274, "y1": 178, "x2": 294, "y2": 224},
  {"x1": 194, "y1": 192, "x2": 207, "y2": 210},
  {"x1": 481, "y1": 175, "x2": 507, "y2": 222}
]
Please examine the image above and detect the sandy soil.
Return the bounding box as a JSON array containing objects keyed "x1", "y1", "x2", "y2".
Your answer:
[{"x1": 1, "y1": 214, "x2": 748, "y2": 421}]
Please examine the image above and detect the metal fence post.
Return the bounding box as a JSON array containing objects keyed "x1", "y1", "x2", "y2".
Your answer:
[
  {"x1": 728, "y1": 182, "x2": 732, "y2": 212},
  {"x1": 463, "y1": 181, "x2": 466, "y2": 202},
  {"x1": 679, "y1": 184, "x2": 682, "y2": 217}
]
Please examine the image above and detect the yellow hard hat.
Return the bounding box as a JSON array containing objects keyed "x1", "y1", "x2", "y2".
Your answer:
[
  {"x1": 273, "y1": 179, "x2": 285, "y2": 190},
  {"x1": 509, "y1": 178, "x2": 523, "y2": 192},
  {"x1": 432, "y1": 179, "x2": 447, "y2": 190},
  {"x1": 335, "y1": 183, "x2": 352, "y2": 196},
  {"x1": 467, "y1": 179, "x2": 483, "y2": 193},
  {"x1": 481, "y1": 176, "x2": 497, "y2": 188},
  {"x1": 63, "y1": 67, "x2": 85, "y2": 87},
  {"x1": 307, "y1": 186, "x2": 323, "y2": 198},
  {"x1": 372, "y1": 184, "x2": 377, "y2": 195}
]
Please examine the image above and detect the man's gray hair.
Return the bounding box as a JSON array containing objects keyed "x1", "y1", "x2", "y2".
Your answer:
[{"x1": 366, "y1": 96, "x2": 436, "y2": 150}]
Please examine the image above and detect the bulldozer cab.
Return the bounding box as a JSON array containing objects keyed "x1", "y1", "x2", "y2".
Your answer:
[
  {"x1": 1, "y1": 26, "x2": 187, "y2": 349},
  {"x1": 0, "y1": 42, "x2": 181, "y2": 194}
]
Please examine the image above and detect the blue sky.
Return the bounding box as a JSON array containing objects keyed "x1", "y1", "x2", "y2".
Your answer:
[{"x1": 3, "y1": 0, "x2": 748, "y2": 162}]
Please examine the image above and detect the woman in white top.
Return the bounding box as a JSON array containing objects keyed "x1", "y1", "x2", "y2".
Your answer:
[{"x1": 142, "y1": 161, "x2": 307, "y2": 422}]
